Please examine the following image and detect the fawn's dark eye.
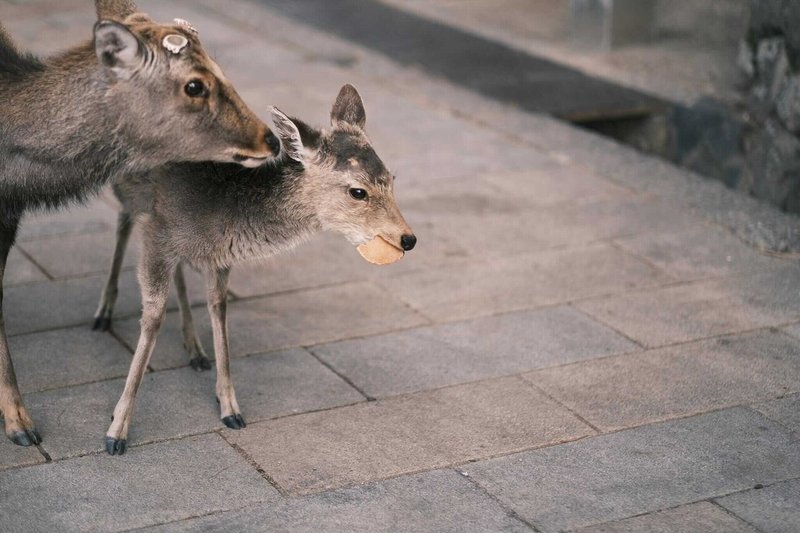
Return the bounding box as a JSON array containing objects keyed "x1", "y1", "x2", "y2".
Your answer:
[
  {"x1": 184, "y1": 79, "x2": 205, "y2": 97},
  {"x1": 349, "y1": 188, "x2": 368, "y2": 200}
]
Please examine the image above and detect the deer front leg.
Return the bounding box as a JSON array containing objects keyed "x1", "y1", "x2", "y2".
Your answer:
[
  {"x1": 93, "y1": 210, "x2": 133, "y2": 331},
  {"x1": 207, "y1": 267, "x2": 244, "y2": 429},
  {"x1": 174, "y1": 263, "x2": 211, "y2": 371},
  {"x1": 105, "y1": 254, "x2": 173, "y2": 455},
  {"x1": 0, "y1": 218, "x2": 40, "y2": 446}
]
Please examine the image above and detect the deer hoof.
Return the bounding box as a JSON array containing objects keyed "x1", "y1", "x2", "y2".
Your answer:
[
  {"x1": 10, "y1": 428, "x2": 41, "y2": 447},
  {"x1": 92, "y1": 316, "x2": 112, "y2": 332},
  {"x1": 222, "y1": 414, "x2": 246, "y2": 430},
  {"x1": 190, "y1": 355, "x2": 212, "y2": 371},
  {"x1": 105, "y1": 436, "x2": 127, "y2": 455}
]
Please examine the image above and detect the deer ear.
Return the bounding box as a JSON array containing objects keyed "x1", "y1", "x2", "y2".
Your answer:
[
  {"x1": 268, "y1": 107, "x2": 307, "y2": 164},
  {"x1": 331, "y1": 84, "x2": 366, "y2": 129},
  {"x1": 94, "y1": 21, "x2": 142, "y2": 73},
  {"x1": 95, "y1": 0, "x2": 138, "y2": 21}
]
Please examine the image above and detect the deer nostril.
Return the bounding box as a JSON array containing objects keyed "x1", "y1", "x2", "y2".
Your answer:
[{"x1": 400, "y1": 234, "x2": 417, "y2": 251}]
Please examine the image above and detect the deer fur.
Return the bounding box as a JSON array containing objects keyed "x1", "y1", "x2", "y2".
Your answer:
[
  {"x1": 94, "y1": 85, "x2": 416, "y2": 454},
  {"x1": 0, "y1": 0, "x2": 273, "y2": 447}
]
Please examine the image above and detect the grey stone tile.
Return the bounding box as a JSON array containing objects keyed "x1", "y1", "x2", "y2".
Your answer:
[
  {"x1": 147, "y1": 469, "x2": 530, "y2": 533},
  {"x1": 17, "y1": 198, "x2": 118, "y2": 242},
  {"x1": 578, "y1": 264, "x2": 800, "y2": 347},
  {"x1": 314, "y1": 306, "x2": 637, "y2": 398},
  {"x1": 465, "y1": 408, "x2": 800, "y2": 532},
  {"x1": 0, "y1": 434, "x2": 278, "y2": 532},
  {"x1": 752, "y1": 393, "x2": 800, "y2": 434},
  {"x1": 0, "y1": 441, "x2": 44, "y2": 471},
  {"x1": 5, "y1": 247, "x2": 47, "y2": 286},
  {"x1": 115, "y1": 281, "x2": 428, "y2": 370},
  {"x1": 12, "y1": 327, "x2": 132, "y2": 394},
  {"x1": 378, "y1": 243, "x2": 670, "y2": 323},
  {"x1": 226, "y1": 375, "x2": 593, "y2": 495},
  {"x1": 528, "y1": 331, "x2": 800, "y2": 432},
  {"x1": 19, "y1": 230, "x2": 141, "y2": 279},
  {"x1": 716, "y1": 478, "x2": 800, "y2": 533},
  {"x1": 615, "y1": 225, "x2": 787, "y2": 281},
  {"x1": 570, "y1": 502, "x2": 757, "y2": 533},
  {"x1": 28, "y1": 349, "x2": 361, "y2": 459}
]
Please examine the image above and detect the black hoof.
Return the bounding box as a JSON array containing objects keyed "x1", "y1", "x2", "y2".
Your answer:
[
  {"x1": 105, "y1": 436, "x2": 127, "y2": 455},
  {"x1": 92, "y1": 316, "x2": 112, "y2": 331},
  {"x1": 190, "y1": 356, "x2": 212, "y2": 371},
  {"x1": 10, "y1": 428, "x2": 41, "y2": 447},
  {"x1": 222, "y1": 414, "x2": 246, "y2": 430}
]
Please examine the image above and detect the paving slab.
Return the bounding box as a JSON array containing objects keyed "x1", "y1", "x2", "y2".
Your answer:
[
  {"x1": 716, "y1": 478, "x2": 800, "y2": 533},
  {"x1": 569, "y1": 501, "x2": 757, "y2": 533},
  {"x1": 226, "y1": 375, "x2": 594, "y2": 495},
  {"x1": 752, "y1": 393, "x2": 800, "y2": 434},
  {"x1": 528, "y1": 330, "x2": 800, "y2": 431},
  {"x1": 314, "y1": 306, "x2": 637, "y2": 398},
  {"x1": 5, "y1": 247, "x2": 48, "y2": 286},
  {"x1": 114, "y1": 281, "x2": 428, "y2": 370},
  {"x1": 19, "y1": 230, "x2": 141, "y2": 279},
  {"x1": 614, "y1": 224, "x2": 787, "y2": 282},
  {"x1": 24, "y1": 349, "x2": 361, "y2": 460},
  {"x1": 577, "y1": 263, "x2": 800, "y2": 347},
  {"x1": 465, "y1": 408, "x2": 800, "y2": 532},
  {"x1": 147, "y1": 469, "x2": 531, "y2": 533},
  {"x1": 11, "y1": 326, "x2": 132, "y2": 394},
  {"x1": 0, "y1": 434, "x2": 278, "y2": 532},
  {"x1": 378, "y1": 243, "x2": 670, "y2": 323}
]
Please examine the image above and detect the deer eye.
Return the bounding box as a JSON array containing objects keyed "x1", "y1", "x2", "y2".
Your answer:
[
  {"x1": 349, "y1": 188, "x2": 368, "y2": 200},
  {"x1": 184, "y1": 79, "x2": 206, "y2": 97}
]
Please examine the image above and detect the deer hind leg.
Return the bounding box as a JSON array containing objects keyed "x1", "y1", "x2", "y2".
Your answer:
[
  {"x1": 93, "y1": 210, "x2": 133, "y2": 331},
  {"x1": 207, "y1": 268, "x2": 245, "y2": 429},
  {"x1": 0, "y1": 217, "x2": 40, "y2": 446},
  {"x1": 174, "y1": 263, "x2": 211, "y2": 371},
  {"x1": 105, "y1": 251, "x2": 173, "y2": 455}
]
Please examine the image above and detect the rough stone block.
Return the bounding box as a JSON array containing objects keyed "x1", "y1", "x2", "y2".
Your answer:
[
  {"x1": 529, "y1": 331, "x2": 800, "y2": 431},
  {"x1": 314, "y1": 306, "x2": 637, "y2": 398},
  {"x1": 0, "y1": 434, "x2": 277, "y2": 532},
  {"x1": 226, "y1": 375, "x2": 594, "y2": 494},
  {"x1": 465, "y1": 408, "x2": 800, "y2": 531}
]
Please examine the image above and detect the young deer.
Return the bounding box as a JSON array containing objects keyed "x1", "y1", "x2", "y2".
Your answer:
[
  {"x1": 95, "y1": 85, "x2": 416, "y2": 455},
  {"x1": 0, "y1": 0, "x2": 273, "y2": 446}
]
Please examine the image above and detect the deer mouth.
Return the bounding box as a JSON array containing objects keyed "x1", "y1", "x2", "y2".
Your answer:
[{"x1": 232, "y1": 154, "x2": 269, "y2": 168}]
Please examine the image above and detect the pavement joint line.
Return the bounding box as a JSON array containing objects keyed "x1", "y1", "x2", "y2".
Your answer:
[
  {"x1": 217, "y1": 430, "x2": 290, "y2": 497},
  {"x1": 13, "y1": 244, "x2": 54, "y2": 281},
  {"x1": 606, "y1": 239, "x2": 678, "y2": 285},
  {"x1": 516, "y1": 374, "x2": 603, "y2": 434},
  {"x1": 34, "y1": 443, "x2": 51, "y2": 463},
  {"x1": 108, "y1": 328, "x2": 135, "y2": 355},
  {"x1": 455, "y1": 469, "x2": 543, "y2": 533},
  {"x1": 708, "y1": 499, "x2": 767, "y2": 533},
  {"x1": 305, "y1": 347, "x2": 375, "y2": 401},
  {"x1": 371, "y1": 279, "x2": 435, "y2": 325},
  {"x1": 566, "y1": 301, "x2": 647, "y2": 350},
  {"x1": 744, "y1": 399, "x2": 800, "y2": 440}
]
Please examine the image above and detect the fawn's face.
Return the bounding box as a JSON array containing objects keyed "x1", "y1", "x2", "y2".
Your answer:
[
  {"x1": 94, "y1": 15, "x2": 272, "y2": 167},
  {"x1": 269, "y1": 85, "x2": 416, "y2": 253}
]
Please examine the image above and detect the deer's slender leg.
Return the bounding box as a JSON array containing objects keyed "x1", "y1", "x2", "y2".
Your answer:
[
  {"x1": 105, "y1": 249, "x2": 173, "y2": 455},
  {"x1": 173, "y1": 263, "x2": 210, "y2": 371},
  {"x1": 0, "y1": 216, "x2": 40, "y2": 446},
  {"x1": 206, "y1": 267, "x2": 244, "y2": 429},
  {"x1": 93, "y1": 210, "x2": 133, "y2": 331}
]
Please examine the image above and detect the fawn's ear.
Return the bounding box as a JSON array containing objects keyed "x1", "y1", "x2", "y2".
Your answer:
[
  {"x1": 95, "y1": 0, "x2": 138, "y2": 21},
  {"x1": 268, "y1": 107, "x2": 307, "y2": 164},
  {"x1": 331, "y1": 84, "x2": 366, "y2": 129},
  {"x1": 94, "y1": 21, "x2": 143, "y2": 75}
]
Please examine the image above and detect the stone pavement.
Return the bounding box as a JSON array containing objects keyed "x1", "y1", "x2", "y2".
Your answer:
[{"x1": 1, "y1": 1, "x2": 800, "y2": 531}]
